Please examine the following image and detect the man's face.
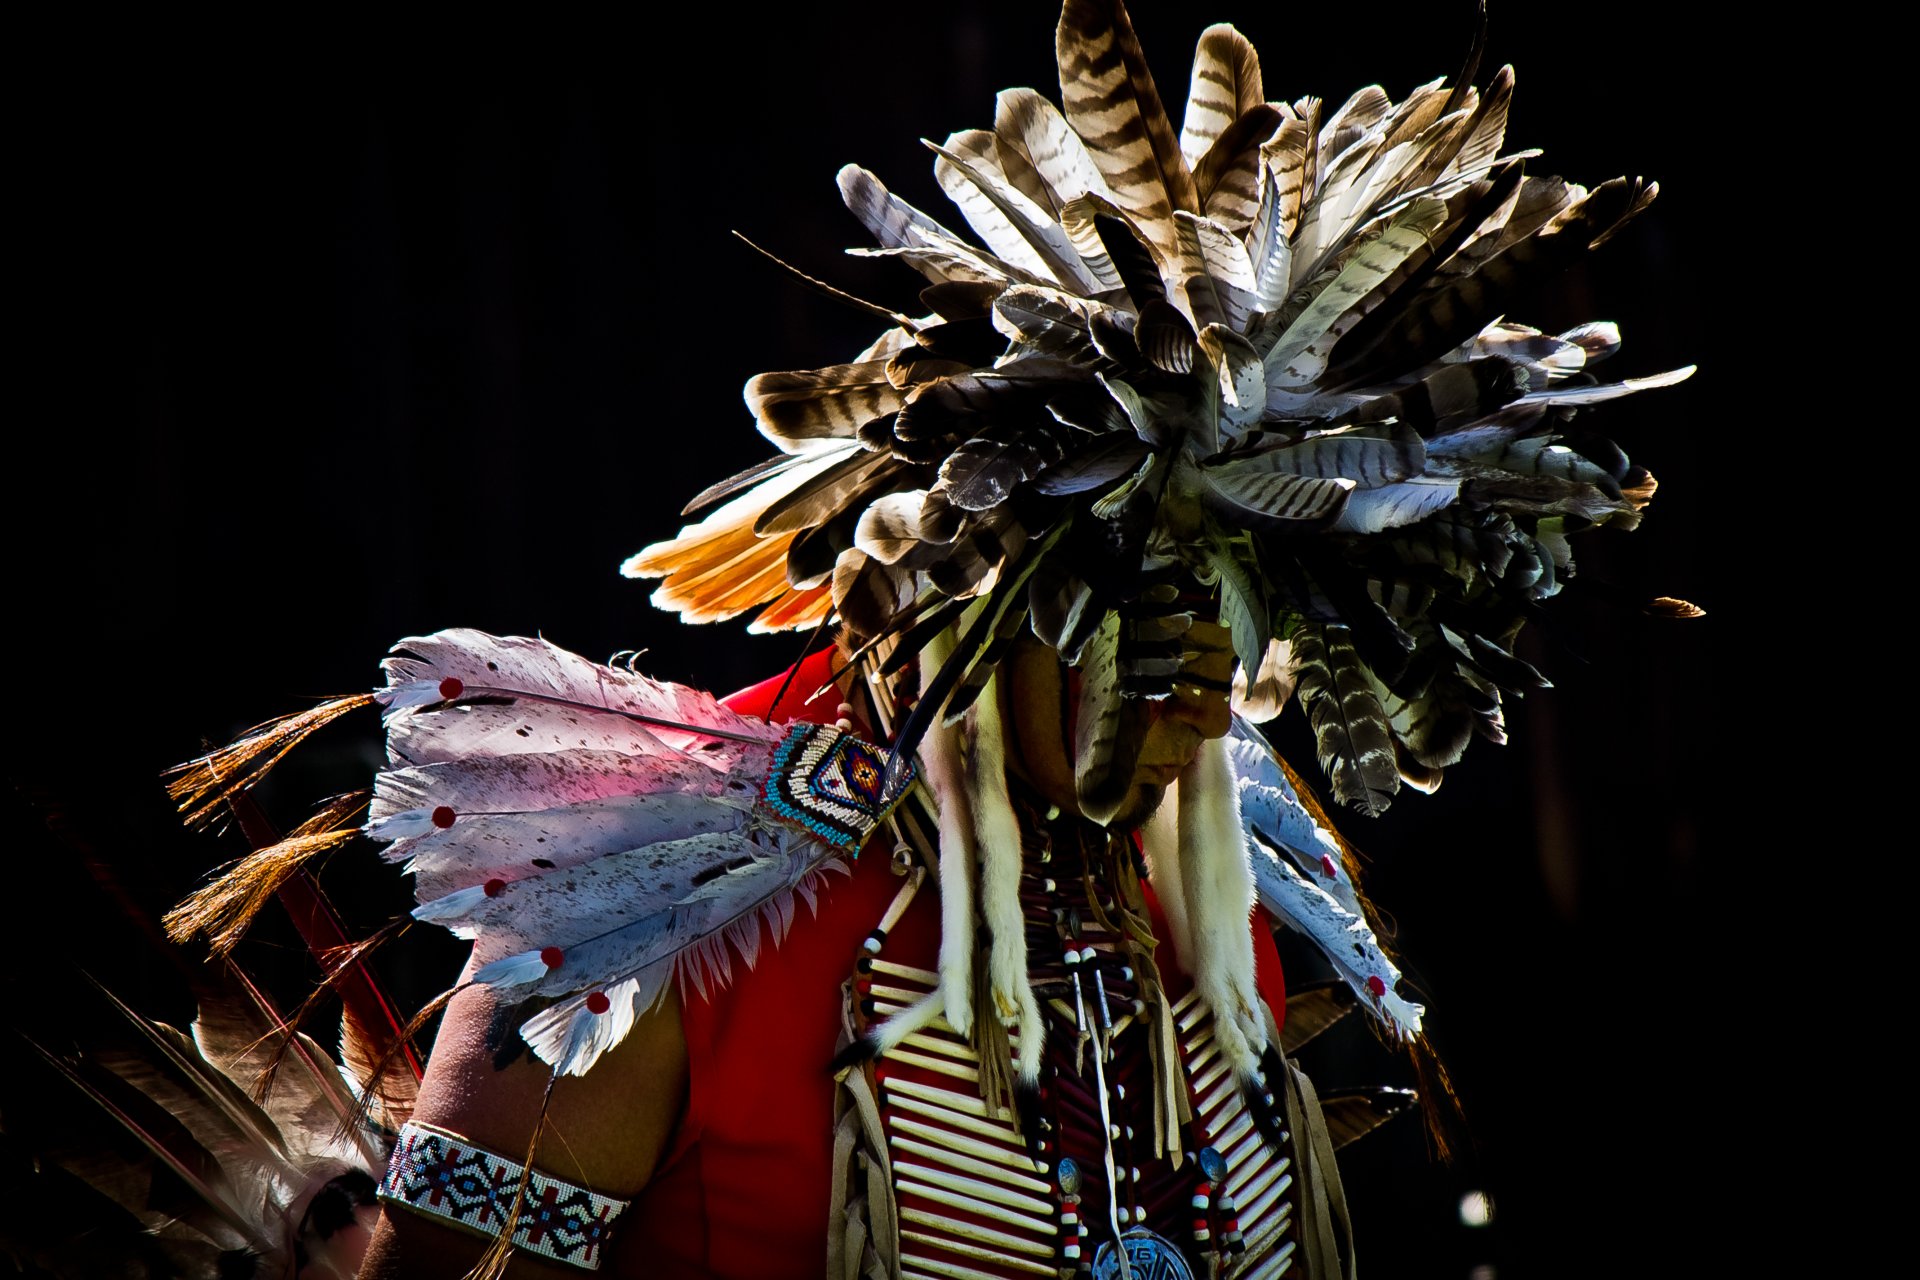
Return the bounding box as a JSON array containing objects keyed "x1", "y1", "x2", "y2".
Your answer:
[{"x1": 1003, "y1": 620, "x2": 1235, "y2": 830}]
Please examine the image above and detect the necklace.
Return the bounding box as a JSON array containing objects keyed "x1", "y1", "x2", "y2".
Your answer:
[{"x1": 844, "y1": 792, "x2": 1301, "y2": 1279}]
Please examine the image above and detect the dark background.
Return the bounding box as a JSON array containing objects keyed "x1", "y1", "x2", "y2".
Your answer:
[{"x1": 9, "y1": 4, "x2": 1775, "y2": 1276}]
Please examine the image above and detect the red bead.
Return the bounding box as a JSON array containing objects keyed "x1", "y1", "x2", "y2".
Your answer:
[
  {"x1": 483, "y1": 878, "x2": 507, "y2": 897},
  {"x1": 540, "y1": 946, "x2": 565, "y2": 969},
  {"x1": 439, "y1": 676, "x2": 464, "y2": 700},
  {"x1": 1321, "y1": 854, "x2": 1339, "y2": 878},
  {"x1": 1366, "y1": 974, "x2": 1386, "y2": 998},
  {"x1": 585, "y1": 991, "x2": 611, "y2": 1015},
  {"x1": 432, "y1": 806, "x2": 456, "y2": 829}
]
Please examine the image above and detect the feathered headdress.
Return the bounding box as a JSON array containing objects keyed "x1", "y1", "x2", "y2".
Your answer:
[{"x1": 630, "y1": 0, "x2": 1696, "y2": 818}]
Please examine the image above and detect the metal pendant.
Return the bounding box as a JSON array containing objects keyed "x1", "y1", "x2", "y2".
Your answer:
[{"x1": 1092, "y1": 1228, "x2": 1196, "y2": 1280}]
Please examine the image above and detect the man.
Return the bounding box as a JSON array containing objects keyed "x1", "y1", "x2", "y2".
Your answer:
[{"x1": 165, "y1": 2, "x2": 1688, "y2": 1275}]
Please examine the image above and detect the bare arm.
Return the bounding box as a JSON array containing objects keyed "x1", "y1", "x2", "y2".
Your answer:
[{"x1": 359, "y1": 970, "x2": 688, "y2": 1279}]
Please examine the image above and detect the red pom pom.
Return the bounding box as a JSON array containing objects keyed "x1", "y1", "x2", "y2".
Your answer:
[
  {"x1": 432, "y1": 806, "x2": 456, "y2": 829},
  {"x1": 1366, "y1": 974, "x2": 1386, "y2": 999},
  {"x1": 540, "y1": 946, "x2": 565, "y2": 969},
  {"x1": 483, "y1": 878, "x2": 506, "y2": 897},
  {"x1": 1320, "y1": 854, "x2": 1338, "y2": 879},
  {"x1": 585, "y1": 991, "x2": 611, "y2": 1015},
  {"x1": 439, "y1": 676, "x2": 464, "y2": 700}
]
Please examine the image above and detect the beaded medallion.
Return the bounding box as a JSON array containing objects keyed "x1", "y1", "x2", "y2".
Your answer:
[{"x1": 758, "y1": 722, "x2": 912, "y2": 851}]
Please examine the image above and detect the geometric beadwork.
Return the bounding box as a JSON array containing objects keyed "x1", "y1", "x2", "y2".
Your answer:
[
  {"x1": 377, "y1": 1121, "x2": 629, "y2": 1269},
  {"x1": 758, "y1": 722, "x2": 913, "y2": 852}
]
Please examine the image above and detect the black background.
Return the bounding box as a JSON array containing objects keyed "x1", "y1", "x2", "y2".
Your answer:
[{"x1": 9, "y1": 4, "x2": 1777, "y2": 1276}]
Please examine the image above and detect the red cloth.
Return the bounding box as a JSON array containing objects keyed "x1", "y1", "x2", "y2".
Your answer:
[{"x1": 623, "y1": 652, "x2": 1287, "y2": 1277}]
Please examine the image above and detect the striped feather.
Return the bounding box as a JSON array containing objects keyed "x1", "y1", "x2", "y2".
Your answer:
[
  {"x1": 1449, "y1": 65, "x2": 1514, "y2": 181},
  {"x1": 1194, "y1": 104, "x2": 1281, "y2": 232},
  {"x1": 1263, "y1": 114, "x2": 1312, "y2": 241},
  {"x1": 746, "y1": 362, "x2": 904, "y2": 451},
  {"x1": 753, "y1": 451, "x2": 887, "y2": 536},
  {"x1": 1265, "y1": 197, "x2": 1449, "y2": 387},
  {"x1": 1201, "y1": 462, "x2": 1354, "y2": 527},
  {"x1": 1180, "y1": 24, "x2": 1263, "y2": 166},
  {"x1": 1195, "y1": 323, "x2": 1266, "y2": 430},
  {"x1": 1179, "y1": 212, "x2": 1258, "y2": 333},
  {"x1": 1057, "y1": 0, "x2": 1199, "y2": 267},
  {"x1": 853, "y1": 489, "x2": 932, "y2": 564},
  {"x1": 931, "y1": 131, "x2": 1081, "y2": 287},
  {"x1": 993, "y1": 88, "x2": 1114, "y2": 216},
  {"x1": 1241, "y1": 423, "x2": 1424, "y2": 486},
  {"x1": 1291, "y1": 624, "x2": 1399, "y2": 816},
  {"x1": 833, "y1": 546, "x2": 916, "y2": 638},
  {"x1": 1247, "y1": 154, "x2": 1295, "y2": 314},
  {"x1": 836, "y1": 164, "x2": 1011, "y2": 285}
]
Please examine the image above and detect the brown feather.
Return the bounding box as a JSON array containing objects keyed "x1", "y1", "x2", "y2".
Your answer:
[
  {"x1": 1179, "y1": 23, "x2": 1264, "y2": 166},
  {"x1": 1057, "y1": 0, "x2": 1199, "y2": 270},
  {"x1": 1194, "y1": 104, "x2": 1281, "y2": 232}
]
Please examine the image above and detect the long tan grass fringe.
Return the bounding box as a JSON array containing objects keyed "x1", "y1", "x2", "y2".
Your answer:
[
  {"x1": 1090, "y1": 826, "x2": 1187, "y2": 1164},
  {"x1": 970, "y1": 945, "x2": 1018, "y2": 1130},
  {"x1": 291, "y1": 790, "x2": 372, "y2": 839},
  {"x1": 164, "y1": 828, "x2": 359, "y2": 953},
  {"x1": 165, "y1": 692, "x2": 375, "y2": 831},
  {"x1": 163, "y1": 791, "x2": 370, "y2": 953},
  {"x1": 463, "y1": 1070, "x2": 559, "y2": 1280}
]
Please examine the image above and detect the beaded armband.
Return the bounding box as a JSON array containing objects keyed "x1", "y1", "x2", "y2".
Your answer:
[{"x1": 378, "y1": 1121, "x2": 629, "y2": 1269}]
